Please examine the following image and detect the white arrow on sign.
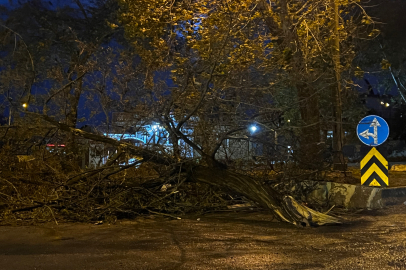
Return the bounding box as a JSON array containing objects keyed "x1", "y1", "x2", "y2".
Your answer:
[{"x1": 359, "y1": 117, "x2": 380, "y2": 145}]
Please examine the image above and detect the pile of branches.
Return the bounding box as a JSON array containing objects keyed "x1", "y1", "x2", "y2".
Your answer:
[
  {"x1": 0, "y1": 116, "x2": 341, "y2": 227},
  {"x1": 0, "y1": 146, "x2": 248, "y2": 225},
  {"x1": 0, "y1": 148, "x2": 328, "y2": 225}
]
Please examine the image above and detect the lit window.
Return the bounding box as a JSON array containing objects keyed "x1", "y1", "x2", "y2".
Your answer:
[{"x1": 327, "y1": 131, "x2": 333, "y2": 139}]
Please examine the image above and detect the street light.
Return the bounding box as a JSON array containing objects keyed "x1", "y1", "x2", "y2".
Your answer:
[
  {"x1": 151, "y1": 124, "x2": 160, "y2": 131},
  {"x1": 250, "y1": 126, "x2": 257, "y2": 133},
  {"x1": 22, "y1": 103, "x2": 27, "y2": 108}
]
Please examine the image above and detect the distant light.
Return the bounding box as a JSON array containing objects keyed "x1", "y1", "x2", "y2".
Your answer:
[
  {"x1": 46, "y1": 144, "x2": 65, "y2": 147},
  {"x1": 287, "y1": 119, "x2": 291, "y2": 122},
  {"x1": 22, "y1": 103, "x2": 27, "y2": 108},
  {"x1": 380, "y1": 101, "x2": 384, "y2": 105},
  {"x1": 250, "y1": 126, "x2": 257, "y2": 132},
  {"x1": 385, "y1": 103, "x2": 390, "y2": 107}
]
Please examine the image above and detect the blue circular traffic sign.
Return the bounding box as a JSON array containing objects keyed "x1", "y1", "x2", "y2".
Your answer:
[{"x1": 357, "y1": 115, "x2": 389, "y2": 146}]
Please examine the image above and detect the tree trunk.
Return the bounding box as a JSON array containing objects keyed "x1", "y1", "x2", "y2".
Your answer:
[
  {"x1": 191, "y1": 166, "x2": 340, "y2": 227},
  {"x1": 276, "y1": 0, "x2": 323, "y2": 169},
  {"x1": 296, "y1": 83, "x2": 323, "y2": 169},
  {"x1": 67, "y1": 77, "x2": 83, "y2": 128},
  {"x1": 331, "y1": 0, "x2": 346, "y2": 171}
]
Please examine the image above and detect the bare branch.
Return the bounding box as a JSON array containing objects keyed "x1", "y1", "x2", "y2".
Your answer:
[{"x1": 27, "y1": 112, "x2": 176, "y2": 166}]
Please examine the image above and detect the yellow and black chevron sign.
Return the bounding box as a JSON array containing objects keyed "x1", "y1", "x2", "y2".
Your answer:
[{"x1": 360, "y1": 147, "x2": 388, "y2": 187}]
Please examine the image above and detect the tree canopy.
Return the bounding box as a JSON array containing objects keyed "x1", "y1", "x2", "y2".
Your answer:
[{"x1": 0, "y1": 0, "x2": 385, "y2": 226}]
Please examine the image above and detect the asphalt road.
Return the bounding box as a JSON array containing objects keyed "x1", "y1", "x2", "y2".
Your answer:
[{"x1": 1, "y1": 205, "x2": 406, "y2": 270}]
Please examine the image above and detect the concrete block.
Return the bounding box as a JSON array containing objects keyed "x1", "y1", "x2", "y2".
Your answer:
[
  {"x1": 305, "y1": 181, "x2": 406, "y2": 210},
  {"x1": 390, "y1": 164, "x2": 406, "y2": 171}
]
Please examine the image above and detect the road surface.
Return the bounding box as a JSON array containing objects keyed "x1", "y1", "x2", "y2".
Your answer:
[{"x1": 0, "y1": 205, "x2": 406, "y2": 269}]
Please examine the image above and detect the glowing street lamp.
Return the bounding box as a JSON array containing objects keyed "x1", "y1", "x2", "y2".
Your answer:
[
  {"x1": 250, "y1": 126, "x2": 257, "y2": 133},
  {"x1": 151, "y1": 124, "x2": 161, "y2": 131}
]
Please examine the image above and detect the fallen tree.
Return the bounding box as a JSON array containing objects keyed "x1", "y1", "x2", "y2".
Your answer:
[
  {"x1": 22, "y1": 113, "x2": 340, "y2": 227},
  {"x1": 192, "y1": 167, "x2": 339, "y2": 226},
  {"x1": 0, "y1": 0, "x2": 358, "y2": 227}
]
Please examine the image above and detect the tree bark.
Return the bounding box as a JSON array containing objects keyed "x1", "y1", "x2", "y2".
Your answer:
[
  {"x1": 331, "y1": 0, "x2": 346, "y2": 171},
  {"x1": 191, "y1": 166, "x2": 340, "y2": 227},
  {"x1": 259, "y1": 0, "x2": 323, "y2": 168},
  {"x1": 296, "y1": 83, "x2": 323, "y2": 169}
]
